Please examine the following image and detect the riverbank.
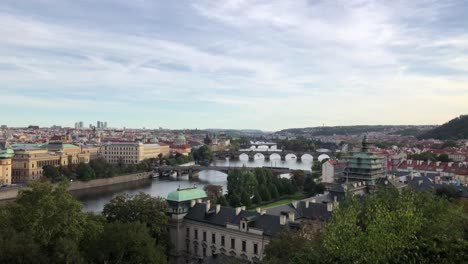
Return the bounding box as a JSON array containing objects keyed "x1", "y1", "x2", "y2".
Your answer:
[{"x1": 0, "y1": 172, "x2": 152, "y2": 201}]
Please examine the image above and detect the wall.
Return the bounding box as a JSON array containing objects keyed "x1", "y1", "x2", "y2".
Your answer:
[
  {"x1": 68, "y1": 172, "x2": 151, "y2": 191},
  {"x1": 0, "y1": 172, "x2": 151, "y2": 201}
]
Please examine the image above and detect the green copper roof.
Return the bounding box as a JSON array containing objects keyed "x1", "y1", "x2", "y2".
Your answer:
[{"x1": 167, "y1": 187, "x2": 207, "y2": 202}]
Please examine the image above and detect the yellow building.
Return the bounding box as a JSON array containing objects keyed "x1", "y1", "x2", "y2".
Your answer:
[
  {"x1": 102, "y1": 142, "x2": 169, "y2": 165},
  {"x1": 0, "y1": 151, "x2": 13, "y2": 185},
  {"x1": 10, "y1": 143, "x2": 91, "y2": 184}
]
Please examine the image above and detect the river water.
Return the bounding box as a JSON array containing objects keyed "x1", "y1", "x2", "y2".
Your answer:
[{"x1": 76, "y1": 158, "x2": 313, "y2": 212}]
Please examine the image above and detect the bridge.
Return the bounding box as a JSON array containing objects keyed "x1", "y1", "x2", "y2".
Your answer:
[
  {"x1": 213, "y1": 150, "x2": 321, "y2": 161},
  {"x1": 244, "y1": 142, "x2": 278, "y2": 150},
  {"x1": 156, "y1": 165, "x2": 304, "y2": 179}
]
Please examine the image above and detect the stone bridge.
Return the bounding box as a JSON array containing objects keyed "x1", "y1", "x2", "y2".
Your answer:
[
  {"x1": 214, "y1": 150, "x2": 318, "y2": 161},
  {"x1": 156, "y1": 165, "x2": 305, "y2": 179}
]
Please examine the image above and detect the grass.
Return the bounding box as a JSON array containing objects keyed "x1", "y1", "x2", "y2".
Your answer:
[
  {"x1": 258, "y1": 199, "x2": 295, "y2": 209},
  {"x1": 248, "y1": 192, "x2": 307, "y2": 210}
]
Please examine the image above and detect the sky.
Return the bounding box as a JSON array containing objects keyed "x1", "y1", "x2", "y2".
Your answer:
[{"x1": 1, "y1": 0, "x2": 467, "y2": 130}]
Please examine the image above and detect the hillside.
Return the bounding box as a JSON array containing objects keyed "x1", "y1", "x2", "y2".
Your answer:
[
  {"x1": 277, "y1": 125, "x2": 430, "y2": 136},
  {"x1": 418, "y1": 115, "x2": 468, "y2": 140}
]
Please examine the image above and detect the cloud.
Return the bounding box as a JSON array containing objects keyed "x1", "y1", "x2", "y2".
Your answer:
[{"x1": 0, "y1": 0, "x2": 467, "y2": 129}]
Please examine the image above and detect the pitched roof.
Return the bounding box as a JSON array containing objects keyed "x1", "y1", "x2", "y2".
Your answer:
[{"x1": 167, "y1": 187, "x2": 207, "y2": 202}]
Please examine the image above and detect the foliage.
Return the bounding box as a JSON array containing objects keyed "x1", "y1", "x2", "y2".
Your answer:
[
  {"x1": 418, "y1": 115, "x2": 468, "y2": 140},
  {"x1": 259, "y1": 185, "x2": 272, "y2": 201},
  {"x1": 217, "y1": 195, "x2": 229, "y2": 206},
  {"x1": 291, "y1": 170, "x2": 305, "y2": 189},
  {"x1": 89, "y1": 221, "x2": 166, "y2": 264},
  {"x1": 304, "y1": 176, "x2": 325, "y2": 197},
  {"x1": 192, "y1": 145, "x2": 213, "y2": 164},
  {"x1": 240, "y1": 190, "x2": 252, "y2": 207},
  {"x1": 264, "y1": 188, "x2": 468, "y2": 264},
  {"x1": 408, "y1": 152, "x2": 453, "y2": 162},
  {"x1": 277, "y1": 137, "x2": 316, "y2": 152},
  {"x1": 76, "y1": 163, "x2": 95, "y2": 181},
  {"x1": 42, "y1": 165, "x2": 62, "y2": 182},
  {"x1": 102, "y1": 193, "x2": 168, "y2": 244},
  {"x1": 268, "y1": 184, "x2": 279, "y2": 199},
  {"x1": 252, "y1": 189, "x2": 262, "y2": 204},
  {"x1": 204, "y1": 184, "x2": 223, "y2": 200},
  {"x1": 0, "y1": 182, "x2": 170, "y2": 264},
  {"x1": 441, "y1": 140, "x2": 458, "y2": 148}
]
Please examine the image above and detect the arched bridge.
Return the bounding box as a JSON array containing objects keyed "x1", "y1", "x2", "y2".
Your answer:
[
  {"x1": 214, "y1": 150, "x2": 318, "y2": 161},
  {"x1": 156, "y1": 165, "x2": 305, "y2": 179}
]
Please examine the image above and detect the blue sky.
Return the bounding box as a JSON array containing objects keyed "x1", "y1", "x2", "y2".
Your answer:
[{"x1": 1, "y1": 0, "x2": 467, "y2": 130}]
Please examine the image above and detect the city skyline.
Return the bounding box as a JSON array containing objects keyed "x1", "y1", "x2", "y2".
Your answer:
[{"x1": 1, "y1": 0, "x2": 468, "y2": 130}]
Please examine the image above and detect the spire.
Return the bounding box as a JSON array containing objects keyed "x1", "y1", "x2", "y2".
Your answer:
[{"x1": 362, "y1": 135, "x2": 370, "y2": 152}]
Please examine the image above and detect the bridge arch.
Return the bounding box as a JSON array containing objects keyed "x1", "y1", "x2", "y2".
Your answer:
[
  {"x1": 254, "y1": 153, "x2": 265, "y2": 160},
  {"x1": 318, "y1": 154, "x2": 330, "y2": 162},
  {"x1": 301, "y1": 154, "x2": 314, "y2": 162},
  {"x1": 239, "y1": 153, "x2": 249, "y2": 161},
  {"x1": 269, "y1": 153, "x2": 281, "y2": 160},
  {"x1": 285, "y1": 153, "x2": 297, "y2": 160}
]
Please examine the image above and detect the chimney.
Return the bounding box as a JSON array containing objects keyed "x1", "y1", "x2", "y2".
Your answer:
[
  {"x1": 448, "y1": 162, "x2": 453, "y2": 167},
  {"x1": 235, "y1": 207, "x2": 242, "y2": 215},
  {"x1": 197, "y1": 199, "x2": 202, "y2": 203},
  {"x1": 241, "y1": 206, "x2": 246, "y2": 211},
  {"x1": 206, "y1": 200, "x2": 211, "y2": 213},
  {"x1": 327, "y1": 203, "x2": 333, "y2": 212},
  {"x1": 216, "y1": 204, "x2": 221, "y2": 214},
  {"x1": 190, "y1": 200, "x2": 196, "y2": 208},
  {"x1": 311, "y1": 199, "x2": 316, "y2": 203},
  {"x1": 291, "y1": 201, "x2": 298, "y2": 208},
  {"x1": 279, "y1": 215, "x2": 287, "y2": 225},
  {"x1": 305, "y1": 201, "x2": 310, "y2": 208},
  {"x1": 261, "y1": 210, "x2": 266, "y2": 215},
  {"x1": 418, "y1": 180, "x2": 423, "y2": 186},
  {"x1": 256, "y1": 207, "x2": 261, "y2": 213},
  {"x1": 288, "y1": 212, "x2": 295, "y2": 222},
  {"x1": 436, "y1": 161, "x2": 441, "y2": 166}
]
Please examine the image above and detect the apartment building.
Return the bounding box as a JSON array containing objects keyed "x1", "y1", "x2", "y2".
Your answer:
[{"x1": 102, "y1": 142, "x2": 169, "y2": 165}]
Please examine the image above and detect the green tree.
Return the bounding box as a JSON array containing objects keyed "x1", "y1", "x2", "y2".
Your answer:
[
  {"x1": 76, "y1": 163, "x2": 95, "y2": 181},
  {"x1": 90, "y1": 222, "x2": 166, "y2": 264},
  {"x1": 217, "y1": 195, "x2": 229, "y2": 206},
  {"x1": 102, "y1": 193, "x2": 168, "y2": 244},
  {"x1": 252, "y1": 189, "x2": 262, "y2": 205},
  {"x1": 291, "y1": 170, "x2": 305, "y2": 189},
  {"x1": 42, "y1": 165, "x2": 62, "y2": 182},
  {"x1": 259, "y1": 185, "x2": 271, "y2": 202},
  {"x1": 4, "y1": 182, "x2": 87, "y2": 263},
  {"x1": 441, "y1": 140, "x2": 458, "y2": 148},
  {"x1": 268, "y1": 184, "x2": 279, "y2": 199},
  {"x1": 436, "y1": 153, "x2": 452, "y2": 162},
  {"x1": 228, "y1": 193, "x2": 241, "y2": 207},
  {"x1": 240, "y1": 190, "x2": 252, "y2": 207}
]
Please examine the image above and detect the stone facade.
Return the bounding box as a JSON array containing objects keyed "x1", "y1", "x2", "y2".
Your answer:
[{"x1": 102, "y1": 142, "x2": 169, "y2": 165}]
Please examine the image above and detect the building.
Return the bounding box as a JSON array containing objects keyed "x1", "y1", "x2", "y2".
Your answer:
[
  {"x1": 170, "y1": 135, "x2": 192, "y2": 156},
  {"x1": 343, "y1": 136, "x2": 384, "y2": 186},
  {"x1": 101, "y1": 142, "x2": 169, "y2": 165},
  {"x1": 0, "y1": 142, "x2": 13, "y2": 185},
  {"x1": 322, "y1": 159, "x2": 346, "y2": 184},
  {"x1": 10, "y1": 143, "x2": 91, "y2": 184},
  {"x1": 167, "y1": 187, "x2": 334, "y2": 264}
]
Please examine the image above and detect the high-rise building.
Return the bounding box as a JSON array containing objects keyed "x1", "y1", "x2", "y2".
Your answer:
[{"x1": 97, "y1": 121, "x2": 101, "y2": 129}]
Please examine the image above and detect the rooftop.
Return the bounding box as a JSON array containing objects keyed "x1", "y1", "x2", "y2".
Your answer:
[{"x1": 167, "y1": 187, "x2": 207, "y2": 202}]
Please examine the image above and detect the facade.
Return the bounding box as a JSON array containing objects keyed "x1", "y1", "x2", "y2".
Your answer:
[
  {"x1": 171, "y1": 136, "x2": 192, "y2": 156},
  {"x1": 167, "y1": 187, "x2": 333, "y2": 264},
  {"x1": 343, "y1": 136, "x2": 384, "y2": 185},
  {"x1": 10, "y1": 143, "x2": 91, "y2": 184},
  {"x1": 0, "y1": 143, "x2": 13, "y2": 185},
  {"x1": 102, "y1": 142, "x2": 169, "y2": 165},
  {"x1": 322, "y1": 159, "x2": 346, "y2": 184}
]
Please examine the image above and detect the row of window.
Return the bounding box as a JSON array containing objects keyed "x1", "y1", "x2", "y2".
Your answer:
[
  {"x1": 105, "y1": 147, "x2": 138, "y2": 151},
  {"x1": 187, "y1": 228, "x2": 258, "y2": 254}
]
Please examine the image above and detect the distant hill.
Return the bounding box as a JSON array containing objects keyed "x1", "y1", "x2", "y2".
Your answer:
[
  {"x1": 277, "y1": 125, "x2": 430, "y2": 136},
  {"x1": 418, "y1": 115, "x2": 468, "y2": 140}
]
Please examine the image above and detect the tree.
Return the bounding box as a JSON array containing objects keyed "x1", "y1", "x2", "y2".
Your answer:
[
  {"x1": 204, "y1": 184, "x2": 223, "y2": 200},
  {"x1": 240, "y1": 190, "x2": 252, "y2": 207},
  {"x1": 76, "y1": 163, "x2": 95, "y2": 181},
  {"x1": 441, "y1": 140, "x2": 458, "y2": 149},
  {"x1": 3, "y1": 181, "x2": 87, "y2": 263},
  {"x1": 268, "y1": 184, "x2": 279, "y2": 199},
  {"x1": 193, "y1": 145, "x2": 213, "y2": 164},
  {"x1": 228, "y1": 193, "x2": 241, "y2": 207},
  {"x1": 42, "y1": 165, "x2": 62, "y2": 182},
  {"x1": 217, "y1": 195, "x2": 229, "y2": 206},
  {"x1": 436, "y1": 153, "x2": 451, "y2": 162},
  {"x1": 259, "y1": 185, "x2": 271, "y2": 202},
  {"x1": 252, "y1": 189, "x2": 262, "y2": 205},
  {"x1": 102, "y1": 193, "x2": 168, "y2": 244},
  {"x1": 291, "y1": 170, "x2": 305, "y2": 189},
  {"x1": 89, "y1": 222, "x2": 166, "y2": 264}
]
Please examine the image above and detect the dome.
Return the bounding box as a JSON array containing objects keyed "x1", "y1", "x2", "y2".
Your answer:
[{"x1": 177, "y1": 135, "x2": 186, "y2": 141}]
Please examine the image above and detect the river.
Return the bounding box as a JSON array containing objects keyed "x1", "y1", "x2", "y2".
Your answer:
[{"x1": 75, "y1": 157, "x2": 313, "y2": 212}]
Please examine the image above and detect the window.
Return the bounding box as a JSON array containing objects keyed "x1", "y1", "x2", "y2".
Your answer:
[
  {"x1": 231, "y1": 238, "x2": 235, "y2": 249},
  {"x1": 221, "y1": 236, "x2": 225, "y2": 247},
  {"x1": 203, "y1": 231, "x2": 206, "y2": 242},
  {"x1": 254, "y1": 243, "x2": 258, "y2": 255},
  {"x1": 203, "y1": 247, "x2": 206, "y2": 257},
  {"x1": 186, "y1": 240, "x2": 190, "y2": 252},
  {"x1": 194, "y1": 229, "x2": 198, "y2": 240},
  {"x1": 212, "y1": 233, "x2": 216, "y2": 244},
  {"x1": 242, "y1": 222, "x2": 246, "y2": 229},
  {"x1": 186, "y1": 227, "x2": 189, "y2": 238},
  {"x1": 194, "y1": 244, "x2": 198, "y2": 256},
  {"x1": 242, "y1": 241, "x2": 246, "y2": 252}
]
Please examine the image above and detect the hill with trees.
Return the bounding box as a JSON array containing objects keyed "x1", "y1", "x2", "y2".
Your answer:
[{"x1": 418, "y1": 115, "x2": 468, "y2": 140}]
